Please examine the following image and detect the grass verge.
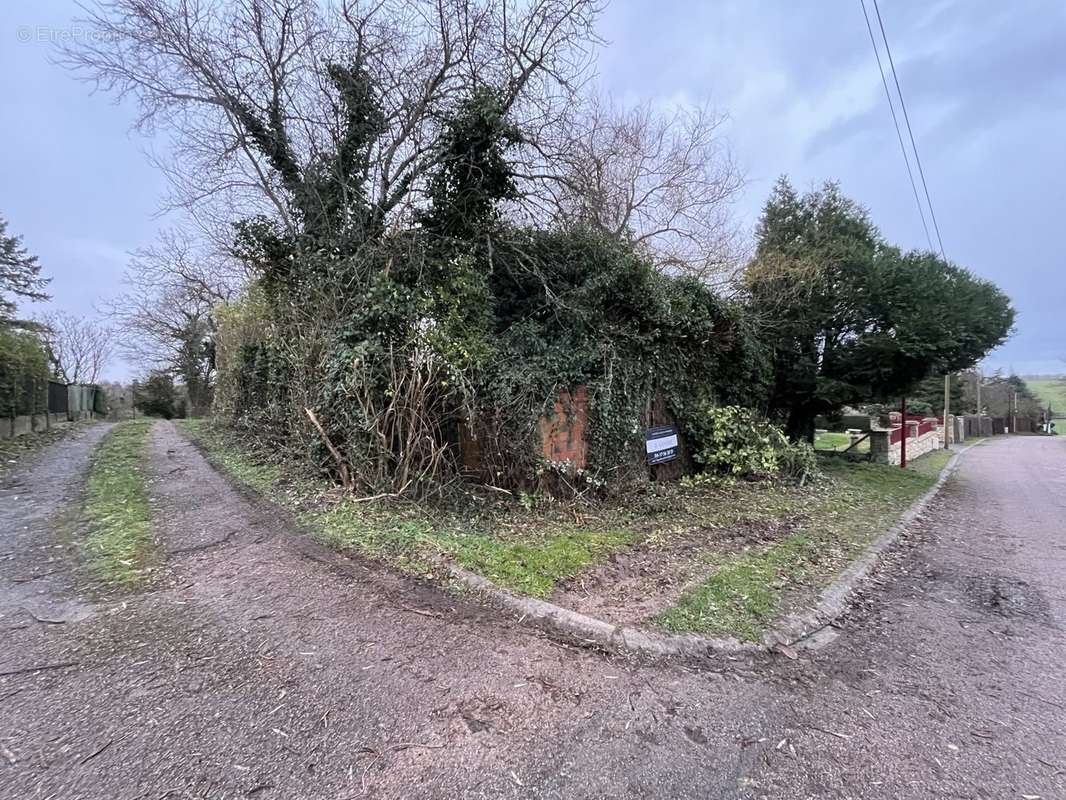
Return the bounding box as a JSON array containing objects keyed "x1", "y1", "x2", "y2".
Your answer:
[
  {"x1": 83, "y1": 420, "x2": 156, "y2": 587},
  {"x1": 656, "y1": 458, "x2": 942, "y2": 641},
  {"x1": 177, "y1": 419, "x2": 953, "y2": 637},
  {"x1": 905, "y1": 446, "x2": 954, "y2": 478},
  {"x1": 176, "y1": 419, "x2": 634, "y2": 597}
]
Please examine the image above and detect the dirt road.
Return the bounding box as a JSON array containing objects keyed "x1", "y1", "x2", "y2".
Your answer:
[{"x1": 1, "y1": 424, "x2": 1064, "y2": 799}]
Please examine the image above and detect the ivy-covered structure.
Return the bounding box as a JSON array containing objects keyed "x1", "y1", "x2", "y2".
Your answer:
[{"x1": 205, "y1": 73, "x2": 774, "y2": 497}]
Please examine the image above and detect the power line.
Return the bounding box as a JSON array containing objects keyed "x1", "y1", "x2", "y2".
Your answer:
[
  {"x1": 858, "y1": 0, "x2": 933, "y2": 252},
  {"x1": 872, "y1": 0, "x2": 947, "y2": 259}
]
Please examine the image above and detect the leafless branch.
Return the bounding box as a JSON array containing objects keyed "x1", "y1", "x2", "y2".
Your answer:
[{"x1": 34, "y1": 311, "x2": 114, "y2": 384}]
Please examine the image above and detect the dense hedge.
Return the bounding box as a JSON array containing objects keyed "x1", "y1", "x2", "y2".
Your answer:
[
  {"x1": 0, "y1": 328, "x2": 49, "y2": 418},
  {"x1": 214, "y1": 225, "x2": 769, "y2": 495}
]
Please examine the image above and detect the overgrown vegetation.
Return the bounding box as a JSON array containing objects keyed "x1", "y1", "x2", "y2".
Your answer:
[
  {"x1": 83, "y1": 420, "x2": 156, "y2": 586},
  {"x1": 210, "y1": 82, "x2": 768, "y2": 499},
  {"x1": 0, "y1": 328, "x2": 50, "y2": 422},
  {"x1": 688, "y1": 404, "x2": 816, "y2": 481},
  {"x1": 62, "y1": 1, "x2": 1016, "y2": 500},
  {"x1": 658, "y1": 458, "x2": 941, "y2": 640}
]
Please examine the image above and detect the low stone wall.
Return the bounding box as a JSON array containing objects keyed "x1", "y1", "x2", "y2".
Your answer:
[
  {"x1": 869, "y1": 418, "x2": 941, "y2": 465},
  {"x1": 2, "y1": 411, "x2": 92, "y2": 440}
]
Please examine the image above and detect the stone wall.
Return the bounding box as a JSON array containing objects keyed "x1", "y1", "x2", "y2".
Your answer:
[
  {"x1": 869, "y1": 417, "x2": 942, "y2": 465},
  {"x1": 1, "y1": 412, "x2": 79, "y2": 440}
]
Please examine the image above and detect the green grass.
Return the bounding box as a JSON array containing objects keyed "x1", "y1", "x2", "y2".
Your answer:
[
  {"x1": 176, "y1": 419, "x2": 634, "y2": 597},
  {"x1": 814, "y1": 430, "x2": 869, "y2": 453},
  {"x1": 905, "y1": 447, "x2": 953, "y2": 478},
  {"x1": 177, "y1": 419, "x2": 954, "y2": 634},
  {"x1": 657, "y1": 459, "x2": 941, "y2": 641},
  {"x1": 1025, "y1": 376, "x2": 1066, "y2": 413},
  {"x1": 814, "y1": 431, "x2": 849, "y2": 450},
  {"x1": 83, "y1": 420, "x2": 156, "y2": 587}
]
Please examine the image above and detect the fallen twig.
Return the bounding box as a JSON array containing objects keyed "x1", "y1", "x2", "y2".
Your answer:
[
  {"x1": 400, "y1": 606, "x2": 443, "y2": 619},
  {"x1": 0, "y1": 660, "x2": 79, "y2": 677},
  {"x1": 808, "y1": 726, "x2": 850, "y2": 741},
  {"x1": 387, "y1": 742, "x2": 446, "y2": 753},
  {"x1": 79, "y1": 739, "x2": 112, "y2": 765},
  {"x1": 24, "y1": 609, "x2": 66, "y2": 625},
  {"x1": 351, "y1": 492, "x2": 398, "y2": 504}
]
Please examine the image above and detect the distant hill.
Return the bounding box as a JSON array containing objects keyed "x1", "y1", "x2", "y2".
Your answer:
[{"x1": 1023, "y1": 376, "x2": 1066, "y2": 413}]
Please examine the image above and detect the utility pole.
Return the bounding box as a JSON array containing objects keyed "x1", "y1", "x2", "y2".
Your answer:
[
  {"x1": 900, "y1": 395, "x2": 907, "y2": 469},
  {"x1": 943, "y1": 373, "x2": 951, "y2": 449}
]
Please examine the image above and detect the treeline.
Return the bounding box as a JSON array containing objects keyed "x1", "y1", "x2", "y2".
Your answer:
[{"x1": 207, "y1": 93, "x2": 1010, "y2": 495}]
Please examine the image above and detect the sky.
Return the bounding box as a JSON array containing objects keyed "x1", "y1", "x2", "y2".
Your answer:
[{"x1": 2, "y1": 0, "x2": 1065, "y2": 380}]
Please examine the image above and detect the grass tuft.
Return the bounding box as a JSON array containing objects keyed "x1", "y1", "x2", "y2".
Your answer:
[
  {"x1": 83, "y1": 420, "x2": 156, "y2": 587},
  {"x1": 657, "y1": 459, "x2": 941, "y2": 641}
]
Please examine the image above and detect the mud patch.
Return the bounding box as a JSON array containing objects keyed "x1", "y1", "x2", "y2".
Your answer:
[
  {"x1": 962, "y1": 574, "x2": 1052, "y2": 621},
  {"x1": 551, "y1": 517, "x2": 801, "y2": 626}
]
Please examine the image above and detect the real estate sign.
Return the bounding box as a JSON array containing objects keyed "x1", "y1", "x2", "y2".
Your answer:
[{"x1": 645, "y1": 425, "x2": 679, "y2": 465}]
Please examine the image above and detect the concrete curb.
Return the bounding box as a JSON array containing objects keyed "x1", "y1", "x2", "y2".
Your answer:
[
  {"x1": 448, "y1": 566, "x2": 762, "y2": 658},
  {"x1": 765, "y1": 440, "x2": 983, "y2": 649},
  {"x1": 451, "y1": 442, "x2": 982, "y2": 660}
]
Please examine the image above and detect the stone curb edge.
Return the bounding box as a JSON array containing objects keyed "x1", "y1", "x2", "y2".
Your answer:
[
  {"x1": 450, "y1": 442, "x2": 983, "y2": 660},
  {"x1": 765, "y1": 440, "x2": 983, "y2": 649}
]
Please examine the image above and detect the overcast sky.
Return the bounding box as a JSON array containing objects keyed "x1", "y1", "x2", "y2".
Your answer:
[{"x1": 3, "y1": 0, "x2": 1064, "y2": 380}]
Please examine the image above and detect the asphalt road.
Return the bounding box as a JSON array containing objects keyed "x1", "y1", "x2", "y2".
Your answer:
[{"x1": 1, "y1": 425, "x2": 1063, "y2": 799}]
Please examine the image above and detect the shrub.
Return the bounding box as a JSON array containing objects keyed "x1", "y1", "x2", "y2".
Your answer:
[
  {"x1": 0, "y1": 328, "x2": 49, "y2": 418},
  {"x1": 777, "y1": 439, "x2": 818, "y2": 483},
  {"x1": 688, "y1": 403, "x2": 818, "y2": 482}
]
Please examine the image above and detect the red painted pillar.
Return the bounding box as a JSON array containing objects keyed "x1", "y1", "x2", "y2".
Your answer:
[{"x1": 899, "y1": 396, "x2": 907, "y2": 468}]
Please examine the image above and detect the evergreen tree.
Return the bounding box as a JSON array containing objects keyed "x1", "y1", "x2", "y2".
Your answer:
[
  {"x1": 0, "y1": 216, "x2": 50, "y2": 324},
  {"x1": 747, "y1": 178, "x2": 1015, "y2": 441}
]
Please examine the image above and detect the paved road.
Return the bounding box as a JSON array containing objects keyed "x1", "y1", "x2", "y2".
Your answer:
[{"x1": 0, "y1": 427, "x2": 1063, "y2": 799}]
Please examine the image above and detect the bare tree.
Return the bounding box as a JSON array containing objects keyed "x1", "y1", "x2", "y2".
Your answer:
[
  {"x1": 529, "y1": 94, "x2": 746, "y2": 282},
  {"x1": 64, "y1": 1, "x2": 745, "y2": 284},
  {"x1": 61, "y1": 0, "x2": 604, "y2": 233},
  {"x1": 35, "y1": 311, "x2": 114, "y2": 384},
  {"x1": 107, "y1": 228, "x2": 245, "y2": 414}
]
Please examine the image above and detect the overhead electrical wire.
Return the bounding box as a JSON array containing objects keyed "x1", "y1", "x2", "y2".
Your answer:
[
  {"x1": 859, "y1": 0, "x2": 933, "y2": 253},
  {"x1": 871, "y1": 0, "x2": 947, "y2": 259}
]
